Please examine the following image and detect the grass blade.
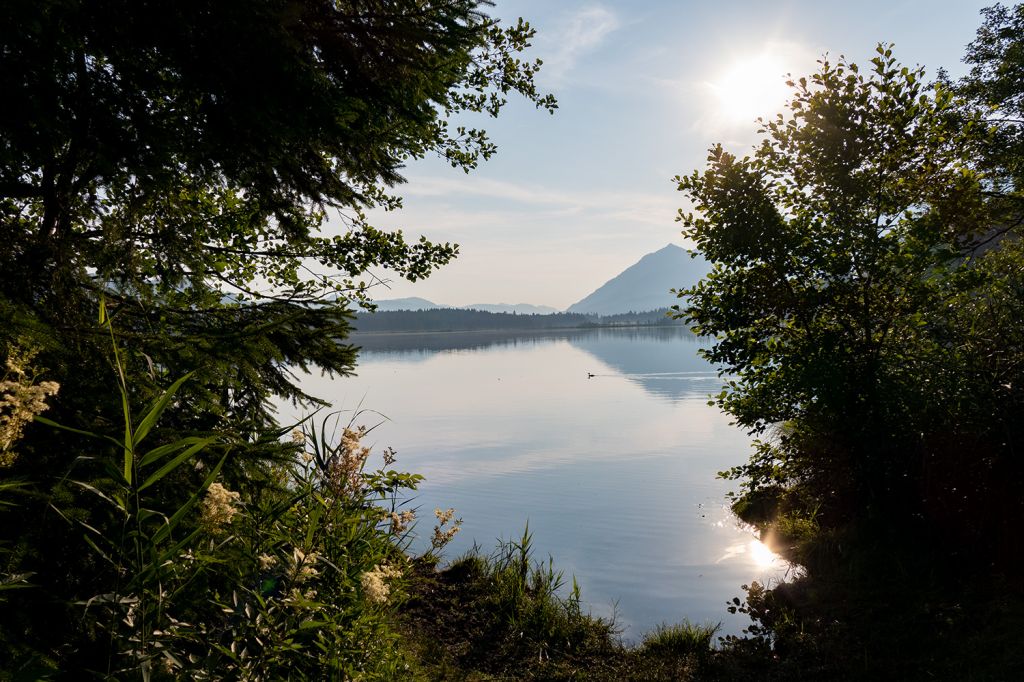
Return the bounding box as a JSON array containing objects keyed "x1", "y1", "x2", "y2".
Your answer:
[
  {"x1": 33, "y1": 416, "x2": 124, "y2": 450},
  {"x1": 133, "y1": 372, "x2": 194, "y2": 449},
  {"x1": 138, "y1": 437, "x2": 216, "y2": 492},
  {"x1": 152, "y1": 452, "x2": 228, "y2": 545},
  {"x1": 139, "y1": 436, "x2": 210, "y2": 468}
]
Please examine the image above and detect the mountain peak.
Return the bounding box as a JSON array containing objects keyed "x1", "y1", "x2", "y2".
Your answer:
[
  {"x1": 566, "y1": 244, "x2": 708, "y2": 315},
  {"x1": 373, "y1": 297, "x2": 441, "y2": 311}
]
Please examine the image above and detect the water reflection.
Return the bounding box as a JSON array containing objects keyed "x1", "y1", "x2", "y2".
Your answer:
[
  {"x1": 288, "y1": 327, "x2": 791, "y2": 639},
  {"x1": 567, "y1": 328, "x2": 722, "y2": 401},
  {"x1": 354, "y1": 326, "x2": 722, "y2": 402},
  {"x1": 352, "y1": 329, "x2": 578, "y2": 356},
  {"x1": 718, "y1": 537, "x2": 783, "y2": 569}
]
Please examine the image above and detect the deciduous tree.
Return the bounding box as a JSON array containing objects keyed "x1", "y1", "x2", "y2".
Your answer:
[{"x1": 675, "y1": 46, "x2": 1023, "y2": 550}]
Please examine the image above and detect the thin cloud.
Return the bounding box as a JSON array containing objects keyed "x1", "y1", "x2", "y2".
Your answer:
[
  {"x1": 399, "y1": 175, "x2": 571, "y2": 205},
  {"x1": 398, "y1": 173, "x2": 683, "y2": 229},
  {"x1": 541, "y1": 5, "x2": 620, "y2": 84}
]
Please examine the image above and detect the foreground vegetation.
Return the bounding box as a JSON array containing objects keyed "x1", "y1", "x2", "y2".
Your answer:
[
  {"x1": 400, "y1": 530, "x2": 719, "y2": 681},
  {"x1": 0, "y1": 0, "x2": 556, "y2": 677}
]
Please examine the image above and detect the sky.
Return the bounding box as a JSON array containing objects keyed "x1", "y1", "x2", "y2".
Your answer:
[{"x1": 355, "y1": 0, "x2": 994, "y2": 310}]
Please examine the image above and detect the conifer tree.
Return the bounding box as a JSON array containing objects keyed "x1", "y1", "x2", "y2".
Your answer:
[{"x1": 0, "y1": 1, "x2": 553, "y2": 670}]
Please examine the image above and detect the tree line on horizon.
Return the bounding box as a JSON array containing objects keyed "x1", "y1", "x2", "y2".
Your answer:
[{"x1": 354, "y1": 307, "x2": 685, "y2": 333}]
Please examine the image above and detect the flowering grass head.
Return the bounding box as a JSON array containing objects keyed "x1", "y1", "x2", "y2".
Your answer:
[
  {"x1": 199, "y1": 482, "x2": 241, "y2": 531},
  {"x1": 360, "y1": 564, "x2": 402, "y2": 605},
  {"x1": 291, "y1": 547, "x2": 319, "y2": 584},
  {"x1": 1, "y1": 341, "x2": 59, "y2": 462},
  {"x1": 431, "y1": 507, "x2": 463, "y2": 552},
  {"x1": 389, "y1": 509, "x2": 416, "y2": 536}
]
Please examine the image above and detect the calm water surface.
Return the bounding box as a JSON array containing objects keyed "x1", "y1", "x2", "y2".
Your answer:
[{"x1": 288, "y1": 327, "x2": 792, "y2": 640}]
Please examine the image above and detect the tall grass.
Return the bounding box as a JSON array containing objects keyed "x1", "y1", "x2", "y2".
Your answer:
[
  {"x1": 401, "y1": 523, "x2": 625, "y2": 679},
  {"x1": 641, "y1": 621, "x2": 720, "y2": 659},
  {"x1": 401, "y1": 524, "x2": 727, "y2": 681},
  {"x1": 27, "y1": 303, "x2": 430, "y2": 679},
  {"x1": 38, "y1": 299, "x2": 228, "y2": 678},
  {"x1": 484, "y1": 524, "x2": 597, "y2": 662}
]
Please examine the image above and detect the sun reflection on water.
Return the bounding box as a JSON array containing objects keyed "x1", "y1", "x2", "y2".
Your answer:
[
  {"x1": 748, "y1": 538, "x2": 780, "y2": 567},
  {"x1": 717, "y1": 531, "x2": 783, "y2": 569}
]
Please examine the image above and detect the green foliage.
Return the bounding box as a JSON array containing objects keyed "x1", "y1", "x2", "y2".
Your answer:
[
  {"x1": 676, "y1": 44, "x2": 1024, "y2": 538},
  {"x1": 401, "y1": 526, "x2": 624, "y2": 680},
  {"x1": 953, "y1": 2, "x2": 1024, "y2": 186},
  {"x1": 400, "y1": 529, "x2": 731, "y2": 681},
  {"x1": 481, "y1": 525, "x2": 597, "y2": 663},
  {"x1": 641, "y1": 621, "x2": 719, "y2": 662},
  {"x1": 21, "y1": 332, "x2": 429, "y2": 678},
  {"x1": 715, "y1": 569, "x2": 1024, "y2": 680},
  {"x1": 161, "y1": 413, "x2": 424, "y2": 679},
  {"x1": 0, "y1": 0, "x2": 555, "y2": 217},
  {"x1": 679, "y1": 46, "x2": 987, "y2": 434},
  {"x1": 677, "y1": 15, "x2": 1024, "y2": 680},
  {"x1": 31, "y1": 308, "x2": 231, "y2": 677},
  {"x1": 0, "y1": 480, "x2": 32, "y2": 605},
  {"x1": 0, "y1": 0, "x2": 556, "y2": 424},
  {"x1": 0, "y1": 1, "x2": 554, "y2": 674}
]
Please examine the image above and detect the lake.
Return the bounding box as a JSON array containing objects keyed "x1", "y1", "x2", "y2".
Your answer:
[{"x1": 287, "y1": 326, "x2": 792, "y2": 641}]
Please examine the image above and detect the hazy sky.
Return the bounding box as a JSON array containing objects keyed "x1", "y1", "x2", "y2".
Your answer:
[{"x1": 357, "y1": 0, "x2": 993, "y2": 310}]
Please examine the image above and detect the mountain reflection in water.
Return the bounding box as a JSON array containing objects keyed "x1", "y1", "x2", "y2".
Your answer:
[{"x1": 353, "y1": 327, "x2": 722, "y2": 402}]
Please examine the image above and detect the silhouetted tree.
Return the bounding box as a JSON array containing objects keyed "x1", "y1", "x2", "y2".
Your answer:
[{"x1": 676, "y1": 45, "x2": 1023, "y2": 553}]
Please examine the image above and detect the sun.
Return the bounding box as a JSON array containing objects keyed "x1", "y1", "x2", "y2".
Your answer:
[{"x1": 710, "y1": 54, "x2": 791, "y2": 124}]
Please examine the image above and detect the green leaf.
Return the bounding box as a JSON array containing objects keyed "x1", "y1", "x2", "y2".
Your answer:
[
  {"x1": 33, "y1": 416, "x2": 124, "y2": 450},
  {"x1": 152, "y1": 452, "x2": 228, "y2": 545},
  {"x1": 139, "y1": 436, "x2": 211, "y2": 468},
  {"x1": 138, "y1": 437, "x2": 217, "y2": 492},
  {"x1": 0, "y1": 481, "x2": 28, "y2": 508},
  {"x1": 119, "y1": 369, "x2": 133, "y2": 486},
  {"x1": 69, "y1": 479, "x2": 126, "y2": 513},
  {"x1": 147, "y1": 527, "x2": 203, "y2": 583},
  {"x1": 298, "y1": 620, "x2": 329, "y2": 630},
  {"x1": 81, "y1": 533, "x2": 118, "y2": 569},
  {"x1": 133, "y1": 372, "x2": 194, "y2": 449},
  {"x1": 304, "y1": 500, "x2": 324, "y2": 548},
  {"x1": 259, "y1": 577, "x2": 279, "y2": 596}
]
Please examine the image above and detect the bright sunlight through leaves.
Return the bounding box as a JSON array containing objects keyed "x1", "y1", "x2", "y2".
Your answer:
[{"x1": 711, "y1": 54, "x2": 791, "y2": 124}]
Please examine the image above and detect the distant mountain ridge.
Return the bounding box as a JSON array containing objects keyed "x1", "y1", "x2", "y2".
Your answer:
[
  {"x1": 566, "y1": 244, "x2": 708, "y2": 315},
  {"x1": 372, "y1": 244, "x2": 708, "y2": 317},
  {"x1": 372, "y1": 297, "x2": 442, "y2": 312},
  {"x1": 373, "y1": 298, "x2": 557, "y2": 315}
]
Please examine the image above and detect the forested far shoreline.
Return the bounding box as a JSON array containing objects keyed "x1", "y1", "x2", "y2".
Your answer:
[{"x1": 354, "y1": 307, "x2": 685, "y2": 333}]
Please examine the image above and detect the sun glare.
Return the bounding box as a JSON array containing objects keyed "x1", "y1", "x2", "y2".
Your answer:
[{"x1": 711, "y1": 54, "x2": 791, "y2": 124}]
